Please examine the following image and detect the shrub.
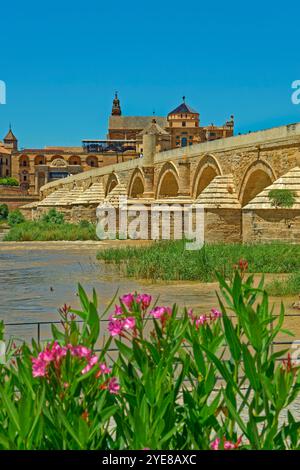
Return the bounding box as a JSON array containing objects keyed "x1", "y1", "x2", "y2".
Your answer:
[
  {"x1": 7, "y1": 209, "x2": 25, "y2": 226},
  {"x1": 0, "y1": 268, "x2": 299, "y2": 449},
  {"x1": 268, "y1": 189, "x2": 296, "y2": 208},
  {"x1": 0, "y1": 177, "x2": 19, "y2": 187},
  {"x1": 79, "y1": 220, "x2": 92, "y2": 229},
  {"x1": 41, "y1": 208, "x2": 65, "y2": 225},
  {"x1": 0, "y1": 204, "x2": 8, "y2": 220}
]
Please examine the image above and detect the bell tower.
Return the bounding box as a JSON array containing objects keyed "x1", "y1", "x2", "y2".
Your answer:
[
  {"x1": 3, "y1": 125, "x2": 18, "y2": 150},
  {"x1": 111, "y1": 92, "x2": 121, "y2": 116}
]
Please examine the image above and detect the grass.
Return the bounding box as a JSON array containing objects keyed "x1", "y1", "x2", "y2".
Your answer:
[
  {"x1": 96, "y1": 239, "x2": 300, "y2": 282},
  {"x1": 4, "y1": 220, "x2": 97, "y2": 241},
  {"x1": 266, "y1": 272, "x2": 300, "y2": 296}
]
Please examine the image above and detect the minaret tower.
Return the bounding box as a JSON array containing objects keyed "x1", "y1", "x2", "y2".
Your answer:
[{"x1": 111, "y1": 92, "x2": 121, "y2": 116}]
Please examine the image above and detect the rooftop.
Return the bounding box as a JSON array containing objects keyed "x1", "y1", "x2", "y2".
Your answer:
[
  {"x1": 109, "y1": 115, "x2": 168, "y2": 130},
  {"x1": 168, "y1": 100, "x2": 199, "y2": 116}
]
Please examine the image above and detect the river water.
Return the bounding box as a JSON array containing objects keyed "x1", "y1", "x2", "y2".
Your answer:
[{"x1": 0, "y1": 242, "x2": 299, "y2": 343}]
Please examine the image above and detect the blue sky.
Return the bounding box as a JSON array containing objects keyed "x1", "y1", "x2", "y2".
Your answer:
[{"x1": 0, "y1": 0, "x2": 299, "y2": 148}]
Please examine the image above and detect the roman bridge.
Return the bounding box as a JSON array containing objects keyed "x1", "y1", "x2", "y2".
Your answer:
[{"x1": 22, "y1": 122, "x2": 300, "y2": 243}]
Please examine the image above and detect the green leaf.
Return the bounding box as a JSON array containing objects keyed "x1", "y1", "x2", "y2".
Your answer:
[
  {"x1": 242, "y1": 344, "x2": 260, "y2": 391},
  {"x1": 0, "y1": 386, "x2": 20, "y2": 432},
  {"x1": 56, "y1": 409, "x2": 83, "y2": 449},
  {"x1": 219, "y1": 295, "x2": 241, "y2": 362}
]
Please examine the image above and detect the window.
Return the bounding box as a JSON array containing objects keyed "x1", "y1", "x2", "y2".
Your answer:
[
  {"x1": 182, "y1": 122, "x2": 186, "y2": 127},
  {"x1": 6, "y1": 169, "x2": 9, "y2": 176}
]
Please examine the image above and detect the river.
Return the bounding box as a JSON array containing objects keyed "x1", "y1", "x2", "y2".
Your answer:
[{"x1": 0, "y1": 242, "x2": 299, "y2": 343}]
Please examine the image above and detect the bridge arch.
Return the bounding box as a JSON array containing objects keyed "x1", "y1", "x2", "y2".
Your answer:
[
  {"x1": 192, "y1": 154, "x2": 222, "y2": 198},
  {"x1": 156, "y1": 162, "x2": 179, "y2": 198},
  {"x1": 128, "y1": 168, "x2": 145, "y2": 198},
  {"x1": 105, "y1": 172, "x2": 120, "y2": 196},
  {"x1": 239, "y1": 160, "x2": 276, "y2": 207}
]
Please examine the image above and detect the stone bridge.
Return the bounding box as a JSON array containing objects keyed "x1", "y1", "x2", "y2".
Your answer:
[{"x1": 22, "y1": 123, "x2": 300, "y2": 243}]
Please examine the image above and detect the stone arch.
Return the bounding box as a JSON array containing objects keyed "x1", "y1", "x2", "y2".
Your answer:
[
  {"x1": 156, "y1": 162, "x2": 179, "y2": 198},
  {"x1": 105, "y1": 172, "x2": 120, "y2": 196},
  {"x1": 86, "y1": 155, "x2": 98, "y2": 168},
  {"x1": 19, "y1": 155, "x2": 29, "y2": 167},
  {"x1": 192, "y1": 154, "x2": 222, "y2": 198},
  {"x1": 128, "y1": 169, "x2": 145, "y2": 198},
  {"x1": 50, "y1": 154, "x2": 63, "y2": 162},
  {"x1": 239, "y1": 160, "x2": 276, "y2": 206},
  {"x1": 68, "y1": 155, "x2": 82, "y2": 165},
  {"x1": 34, "y1": 155, "x2": 45, "y2": 165}
]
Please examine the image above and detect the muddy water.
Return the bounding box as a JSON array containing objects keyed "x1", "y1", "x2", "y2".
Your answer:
[{"x1": 0, "y1": 242, "x2": 299, "y2": 343}]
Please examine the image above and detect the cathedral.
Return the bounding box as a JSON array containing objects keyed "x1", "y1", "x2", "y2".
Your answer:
[{"x1": 0, "y1": 94, "x2": 234, "y2": 194}]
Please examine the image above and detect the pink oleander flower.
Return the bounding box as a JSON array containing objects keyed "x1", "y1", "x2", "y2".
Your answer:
[
  {"x1": 98, "y1": 363, "x2": 111, "y2": 375},
  {"x1": 187, "y1": 308, "x2": 194, "y2": 318},
  {"x1": 210, "y1": 438, "x2": 221, "y2": 450},
  {"x1": 210, "y1": 436, "x2": 242, "y2": 450},
  {"x1": 195, "y1": 314, "x2": 207, "y2": 329},
  {"x1": 71, "y1": 345, "x2": 91, "y2": 358},
  {"x1": 150, "y1": 306, "x2": 171, "y2": 319},
  {"x1": 32, "y1": 342, "x2": 104, "y2": 379},
  {"x1": 136, "y1": 294, "x2": 152, "y2": 310},
  {"x1": 31, "y1": 357, "x2": 48, "y2": 378},
  {"x1": 39, "y1": 349, "x2": 54, "y2": 363},
  {"x1": 108, "y1": 377, "x2": 120, "y2": 394},
  {"x1": 114, "y1": 304, "x2": 123, "y2": 315},
  {"x1": 211, "y1": 308, "x2": 222, "y2": 319},
  {"x1": 123, "y1": 316, "x2": 135, "y2": 330},
  {"x1": 108, "y1": 317, "x2": 124, "y2": 336},
  {"x1": 120, "y1": 293, "x2": 135, "y2": 309},
  {"x1": 224, "y1": 441, "x2": 235, "y2": 450},
  {"x1": 81, "y1": 354, "x2": 99, "y2": 375}
]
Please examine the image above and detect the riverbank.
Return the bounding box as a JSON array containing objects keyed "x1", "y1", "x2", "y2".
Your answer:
[{"x1": 96, "y1": 239, "x2": 300, "y2": 280}]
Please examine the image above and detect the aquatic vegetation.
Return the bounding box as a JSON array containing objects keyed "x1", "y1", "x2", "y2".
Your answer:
[
  {"x1": 0, "y1": 266, "x2": 300, "y2": 449},
  {"x1": 96, "y1": 240, "x2": 300, "y2": 281},
  {"x1": 4, "y1": 219, "x2": 97, "y2": 241}
]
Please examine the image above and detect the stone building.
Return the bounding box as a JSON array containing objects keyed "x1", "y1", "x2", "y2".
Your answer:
[
  {"x1": 0, "y1": 144, "x2": 11, "y2": 178},
  {"x1": 0, "y1": 127, "x2": 17, "y2": 178},
  {"x1": 107, "y1": 94, "x2": 234, "y2": 146}
]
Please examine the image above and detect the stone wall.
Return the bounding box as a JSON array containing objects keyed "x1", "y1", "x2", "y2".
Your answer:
[
  {"x1": 0, "y1": 185, "x2": 39, "y2": 210},
  {"x1": 204, "y1": 209, "x2": 242, "y2": 243},
  {"x1": 243, "y1": 209, "x2": 300, "y2": 243}
]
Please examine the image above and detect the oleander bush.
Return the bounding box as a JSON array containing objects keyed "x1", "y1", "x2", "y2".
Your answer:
[{"x1": 0, "y1": 264, "x2": 300, "y2": 450}]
